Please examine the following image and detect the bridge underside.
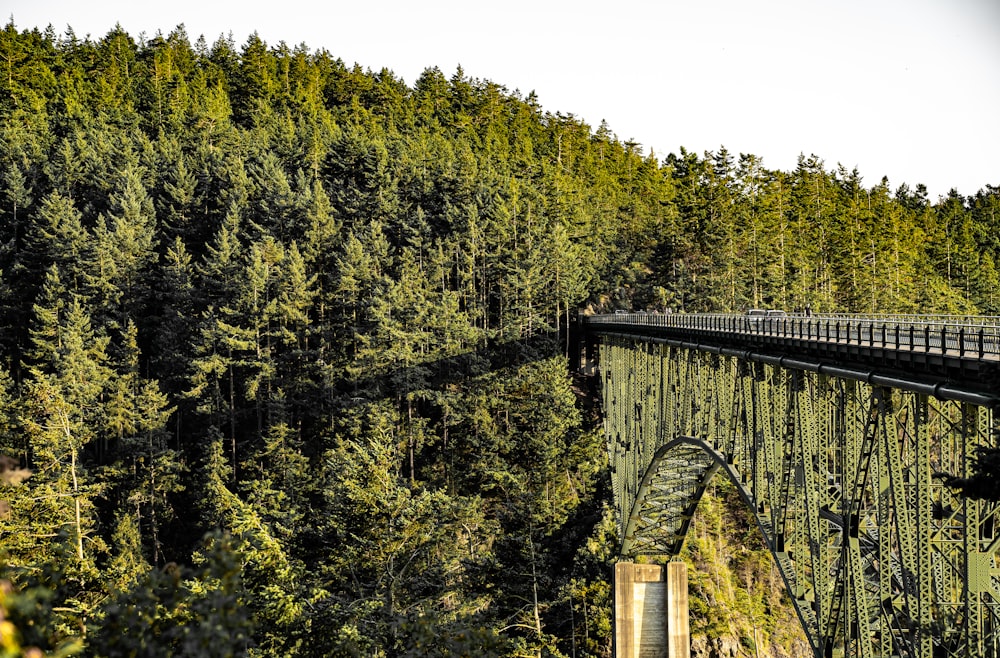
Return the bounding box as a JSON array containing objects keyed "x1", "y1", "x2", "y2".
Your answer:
[{"x1": 600, "y1": 336, "x2": 1000, "y2": 658}]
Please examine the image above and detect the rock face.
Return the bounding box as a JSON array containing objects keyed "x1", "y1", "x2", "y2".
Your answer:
[
  {"x1": 769, "y1": 637, "x2": 814, "y2": 658},
  {"x1": 690, "y1": 632, "x2": 812, "y2": 658},
  {"x1": 690, "y1": 634, "x2": 742, "y2": 658}
]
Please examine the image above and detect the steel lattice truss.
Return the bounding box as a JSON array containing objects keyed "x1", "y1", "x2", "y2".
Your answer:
[{"x1": 600, "y1": 336, "x2": 1000, "y2": 658}]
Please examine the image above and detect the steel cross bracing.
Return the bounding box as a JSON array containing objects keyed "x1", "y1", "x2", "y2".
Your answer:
[{"x1": 597, "y1": 334, "x2": 1000, "y2": 658}]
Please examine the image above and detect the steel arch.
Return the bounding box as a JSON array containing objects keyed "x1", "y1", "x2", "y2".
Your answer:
[{"x1": 599, "y1": 335, "x2": 1000, "y2": 658}]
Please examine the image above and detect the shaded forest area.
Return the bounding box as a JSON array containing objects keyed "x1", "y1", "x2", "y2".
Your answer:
[{"x1": 0, "y1": 21, "x2": 997, "y2": 657}]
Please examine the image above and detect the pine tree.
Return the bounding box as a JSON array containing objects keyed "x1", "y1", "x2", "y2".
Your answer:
[
  {"x1": 94, "y1": 25, "x2": 140, "y2": 122},
  {"x1": 1, "y1": 159, "x2": 34, "y2": 248},
  {"x1": 197, "y1": 436, "x2": 311, "y2": 655},
  {"x1": 21, "y1": 190, "x2": 89, "y2": 293},
  {"x1": 0, "y1": 21, "x2": 57, "y2": 114},
  {"x1": 316, "y1": 401, "x2": 496, "y2": 653},
  {"x1": 84, "y1": 163, "x2": 158, "y2": 330},
  {"x1": 7, "y1": 298, "x2": 114, "y2": 642},
  {"x1": 154, "y1": 136, "x2": 200, "y2": 243},
  {"x1": 332, "y1": 220, "x2": 390, "y2": 380},
  {"x1": 103, "y1": 322, "x2": 177, "y2": 564},
  {"x1": 233, "y1": 32, "x2": 278, "y2": 125},
  {"x1": 272, "y1": 242, "x2": 318, "y2": 426},
  {"x1": 247, "y1": 151, "x2": 296, "y2": 241}
]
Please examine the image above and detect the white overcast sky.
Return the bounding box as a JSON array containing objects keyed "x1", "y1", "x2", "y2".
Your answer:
[{"x1": 7, "y1": 0, "x2": 1000, "y2": 199}]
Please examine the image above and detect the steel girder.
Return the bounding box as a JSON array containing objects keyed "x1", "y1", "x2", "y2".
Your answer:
[{"x1": 599, "y1": 336, "x2": 1000, "y2": 658}]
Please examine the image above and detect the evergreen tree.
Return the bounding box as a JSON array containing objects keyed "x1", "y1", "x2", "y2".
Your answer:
[
  {"x1": 21, "y1": 191, "x2": 89, "y2": 293},
  {"x1": 7, "y1": 298, "x2": 113, "y2": 643},
  {"x1": 84, "y1": 163, "x2": 159, "y2": 330},
  {"x1": 154, "y1": 136, "x2": 200, "y2": 243},
  {"x1": 103, "y1": 322, "x2": 177, "y2": 564}
]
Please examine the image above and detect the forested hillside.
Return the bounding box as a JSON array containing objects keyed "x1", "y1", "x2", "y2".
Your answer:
[{"x1": 0, "y1": 21, "x2": 997, "y2": 658}]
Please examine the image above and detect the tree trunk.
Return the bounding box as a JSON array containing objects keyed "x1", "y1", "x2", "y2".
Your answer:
[{"x1": 70, "y1": 443, "x2": 84, "y2": 562}]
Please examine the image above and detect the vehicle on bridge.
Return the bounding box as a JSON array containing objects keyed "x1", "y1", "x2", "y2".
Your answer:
[{"x1": 745, "y1": 308, "x2": 787, "y2": 329}]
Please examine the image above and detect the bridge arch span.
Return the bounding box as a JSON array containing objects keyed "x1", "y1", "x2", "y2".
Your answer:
[
  {"x1": 596, "y1": 330, "x2": 1000, "y2": 658},
  {"x1": 623, "y1": 434, "x2": 822, "y2": 653}
]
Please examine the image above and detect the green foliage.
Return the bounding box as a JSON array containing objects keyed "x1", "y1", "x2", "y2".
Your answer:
[
  {"x1": 392, "y1": 613, "x2": 509, "y2": 657},
  {"x1": 90, "y1": 531, "x2": 254, "y2": 658},
  {"x1": 0, "y1": 18, "x2": 994, "y2": 657},
  {"x1": 681, "y1": 480, "x2": 811, "y2": 656},
  {"x1": 939, "y1": 446, "x2": 1000, "y2": 501},
  {"x1": 1, "y1": 449, "x2": 82, "y2": 658},
  {"x1": 0, "y1": 566, "x2": 84, "y2": 658}
]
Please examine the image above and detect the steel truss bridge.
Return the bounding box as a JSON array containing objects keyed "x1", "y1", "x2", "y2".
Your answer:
[{"x1": 585, "y1": 312, "x2": 1000, "y2": 658}]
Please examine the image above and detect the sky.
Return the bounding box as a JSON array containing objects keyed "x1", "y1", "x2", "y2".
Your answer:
[{"x1": 6, "y1": 0, "x2": 1000, "y2": 199}]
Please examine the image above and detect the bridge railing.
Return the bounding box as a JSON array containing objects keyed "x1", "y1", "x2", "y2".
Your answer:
[{"x1": 585, "y1": 312, "x2": 1000, "y2": 360}]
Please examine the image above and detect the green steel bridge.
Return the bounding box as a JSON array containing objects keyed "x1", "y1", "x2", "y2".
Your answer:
[{"x1": 584, "y1": 312, "x2": 1000, "y2": 658}]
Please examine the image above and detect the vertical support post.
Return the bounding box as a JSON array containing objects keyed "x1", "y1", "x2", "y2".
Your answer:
[
  {"x1": 666, "y1": 562, "x2": 690, "y2": 658},
  {"x1": 876, "y1": 400, "x2": 893, "y2": 657},
  {"x1": 962, "y1": 403, "x2": 984, "y2": 656},
  {"x1": 614, "y1": 562, "x2": 690, "y2": 658},
  {"x1": 915, "y1": 395, "x2": 933, "y2": 658}
]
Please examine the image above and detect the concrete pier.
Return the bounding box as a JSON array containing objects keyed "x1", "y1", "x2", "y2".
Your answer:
[{"x1": 614, "y1": 562, "x2": 690, "y2": 658}]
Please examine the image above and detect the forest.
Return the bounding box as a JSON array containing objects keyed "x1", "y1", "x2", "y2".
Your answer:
[{"x1": 0, "y1": 20, "x2": 997, "y2": 658}]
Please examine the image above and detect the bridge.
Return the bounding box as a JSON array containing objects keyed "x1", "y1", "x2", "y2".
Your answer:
[{"x1": 582, "y1": 312, "x2": 1000, "y2": 658}]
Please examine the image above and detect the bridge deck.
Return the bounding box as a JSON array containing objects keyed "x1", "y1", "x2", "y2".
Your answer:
[{"x1": 585, "y1": 313, "x2": 1000, "y2": 402}]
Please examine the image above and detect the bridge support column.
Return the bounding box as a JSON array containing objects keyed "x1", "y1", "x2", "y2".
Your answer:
[{"x1": 614, "y1": 562, "x2": 690, "y2": 658}]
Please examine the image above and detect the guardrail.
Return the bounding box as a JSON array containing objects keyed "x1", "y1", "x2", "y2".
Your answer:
[{"x1": 586, "y1": 313, "x2": 1000, "y2": 361}]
